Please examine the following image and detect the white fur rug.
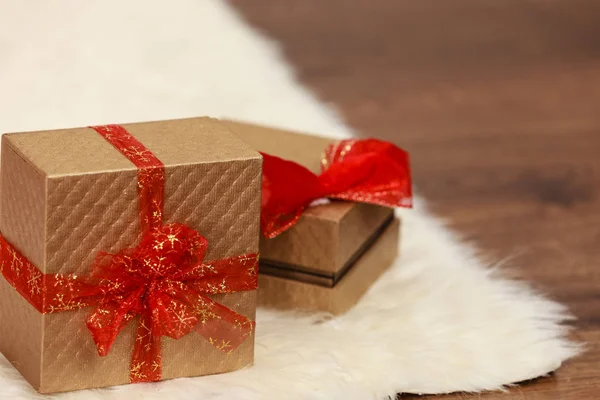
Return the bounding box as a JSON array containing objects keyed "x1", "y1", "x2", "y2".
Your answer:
[{"x1": 0, "y1": 1, "x2": 577, "y2": 399}]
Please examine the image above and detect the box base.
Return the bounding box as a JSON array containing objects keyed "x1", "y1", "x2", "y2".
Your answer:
[{"x1": 258, "y1": 218, "x2": 400, "y2": 315}]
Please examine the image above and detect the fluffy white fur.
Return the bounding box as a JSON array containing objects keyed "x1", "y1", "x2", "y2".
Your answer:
[{"x1": 0, "y1": 1, "x2": 577, "y2": 399}]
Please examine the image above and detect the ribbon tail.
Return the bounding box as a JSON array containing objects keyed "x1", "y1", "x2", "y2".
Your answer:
[
  {"x1": 87, "y1": 304, "x2": 130, "y2": 357},
  {"x1": 193, "y1": 294, "x2": 255, "y2": 354},
  {"x1": 87, "y1": 288, "x2": 144, "y2": 357},
  {"x1": 130, "y1": 308, "x2": 162, "y2": 383}
]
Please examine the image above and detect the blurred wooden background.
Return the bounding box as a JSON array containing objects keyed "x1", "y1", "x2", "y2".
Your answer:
[{"x1": 230, "y1": 1, "x2": 600, "y2": 398}]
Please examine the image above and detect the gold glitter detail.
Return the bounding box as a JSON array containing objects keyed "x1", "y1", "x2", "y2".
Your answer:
[
  {"x1": 26, "y1": 269, "x2": 42, "y2": 296},
  {"x1": 123, "y1": 147, "x2": 153, "y2": 163},
  {"x1": 172, "y1": 304, "x2": 196, "y2": 329},
  {"x1": 9, "y1": 248, "x2": 22, "y2": 277},
  {"x1": 200, "y1": 263, "x2": 216, "y2": 275},
  {"x1": 195, "y1": 300, "x2": 220, "y2": 325},
  {"x1": 166, "y1": 233, "x2": 181, "y2": 246},
  {"x1": 48, "y1": 293, "x2": 84, "y2": 312},
  {"x1": 238, "y1": 254, "x2": 258, "y2": 276},
  {"x1": 209, "y1": 337, "x2": 233, "y2": 353},
  {"x1": 207, "y1": 278, "x2": 229, "y2": 293},
  {"x1": 152, "y1": 239, "x2": 165, "y2": 251},
  {"x1": 130, "y1": 362, "x2": 147, "y2": 381},
  {"x1": 136, "y1": 319, "x2": 152, "y2": 344}
]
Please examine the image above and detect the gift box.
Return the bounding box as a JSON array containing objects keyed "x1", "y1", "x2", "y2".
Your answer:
[
  {"x1": 0, "y1": 118, "x2": 262, "y2": 393},
  {"x1": 223, "y1": 120, "x2": 411, "y2": 314}
]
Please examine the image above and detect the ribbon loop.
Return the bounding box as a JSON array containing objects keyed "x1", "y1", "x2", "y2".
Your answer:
[{"x1": 260, "y1": 138, "x2": 412, "y2": 238}]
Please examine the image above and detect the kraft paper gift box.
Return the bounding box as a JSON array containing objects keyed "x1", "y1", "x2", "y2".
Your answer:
[
  {"x1": 0, "y1": 117, "x2": 261, "y2": 393},
  {"x1": 224, "y1": 120, "x2": 410, "y2": 315}
]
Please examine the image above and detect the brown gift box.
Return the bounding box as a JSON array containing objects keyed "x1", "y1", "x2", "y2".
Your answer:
[
  {"x1": 224, "y1": 120, "x2": 400, "y2": 315},
  {"x1": 0, "y1": 117, "x2": 262, "y2": 393}
]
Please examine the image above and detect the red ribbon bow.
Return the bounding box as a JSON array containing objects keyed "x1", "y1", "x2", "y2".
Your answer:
[
  {"x1": 0, "y1": 124, "x2": 258, "y2": 384},
  {"x1": 86, "y1": 223, "x2": 257, "y2": 382},
  {"x1": 260, "y1": 138, "x2": 413, "y2": 238}
]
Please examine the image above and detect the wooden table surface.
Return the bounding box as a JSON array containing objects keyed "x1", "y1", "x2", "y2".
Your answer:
[{"x1": 230, "y1": 1, "x2": 600, "y2": 398}]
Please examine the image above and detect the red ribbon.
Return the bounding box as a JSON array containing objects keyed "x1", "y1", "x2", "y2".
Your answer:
[
  {"x1": 0, "y1": 125, "x2": 258, "y2": 383},
  {"x1": 260, "y1": 138, "x2": 412, "y2": 238}
]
